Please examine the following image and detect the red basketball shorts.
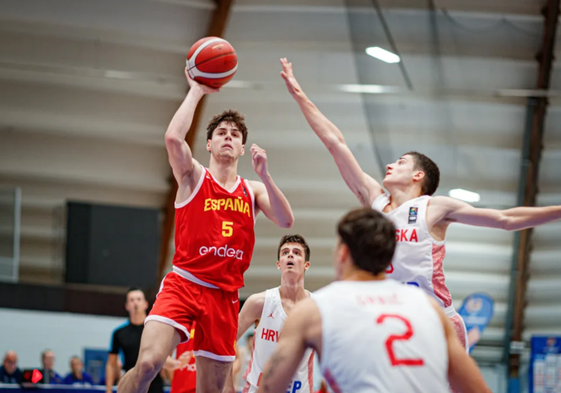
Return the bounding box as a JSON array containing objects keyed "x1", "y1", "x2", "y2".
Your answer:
[{"x1": 146, "y1": 270, "x2": 238, "y2": 362}]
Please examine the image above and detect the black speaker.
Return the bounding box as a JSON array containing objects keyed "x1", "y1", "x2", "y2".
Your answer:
[{"x1": 65, "y1": 201, "x2": 160, "y2": 288}]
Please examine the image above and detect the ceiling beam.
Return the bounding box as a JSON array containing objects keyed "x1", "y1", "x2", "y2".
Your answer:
[
  {"x1": 156, "y1": 0, "x2": 235, "y2": 285},
  {"x1": 503, "y1": 0, "x2": 560, "y2": 384},
  {"x1": 234, "y1": 0, "x2": 542, "y2": 18}
]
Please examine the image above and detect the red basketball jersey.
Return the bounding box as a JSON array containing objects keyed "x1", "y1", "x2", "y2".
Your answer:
[
  {"x1": 172, "y1": 166, "x2": 256, "y2": 291},
  {"x1": 171, "y1": 327, "x2": 196, "y2": 393}
]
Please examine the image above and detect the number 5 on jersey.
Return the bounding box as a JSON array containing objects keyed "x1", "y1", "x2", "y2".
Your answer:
[{"x1": 222, "y1": 221, "x2": 234, "y2": 237}]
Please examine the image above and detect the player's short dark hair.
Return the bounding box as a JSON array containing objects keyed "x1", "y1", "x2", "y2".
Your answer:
[
  {"x1": 206, "y1": 109, "x2": 248, "y2": 144},
  {"x1": 126, "y1": 287, "x2": 146, "y2": 300},
  {"x1": 277, "y1": 234, "x2": 311, "y2": 262},
  {"x1": 337, "y1": 208, "x2": 396, "y2": 275},
  {"x1": 404, "y1": 151, "x2": 440, "y2": 196}
]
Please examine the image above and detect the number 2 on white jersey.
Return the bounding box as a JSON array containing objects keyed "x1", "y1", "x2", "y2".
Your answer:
[{"x1": 376, "y1": 314, "x2": 425, "y2": 367}]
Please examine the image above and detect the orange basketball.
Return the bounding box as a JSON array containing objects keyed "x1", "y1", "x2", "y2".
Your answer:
[{"x1": 186, "y1": 36, "x2": 238, "y2": 88}]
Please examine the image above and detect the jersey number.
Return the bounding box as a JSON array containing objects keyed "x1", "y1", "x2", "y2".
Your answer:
[
  {"x1": 376, "y1": 314, "x2": 424, "y2": 367},
  {"x1": 222, "y1": 221, "x2": 233, "y2": 237}
]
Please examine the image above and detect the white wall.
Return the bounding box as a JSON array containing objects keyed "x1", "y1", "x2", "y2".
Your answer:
[{"x1": 0, "y1": 308, "x2": 127, "y2": 375}]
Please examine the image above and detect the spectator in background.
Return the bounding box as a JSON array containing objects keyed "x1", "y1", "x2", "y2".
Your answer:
[
  {"x1": 106, "y1": 288, "x2": 182, "y2": 393},
  {"x1": 40, "y1": 350, "x2": 62, "y2": 384},
  {"x1": 64, "y1": 357, "x2": 93, "y2": 386},
  {"x1": 100, "y1": 358, "x2": 124, "y2": 387},
  {"x1": 0, "y1": 350, "x2": 22, "y2": 384}
]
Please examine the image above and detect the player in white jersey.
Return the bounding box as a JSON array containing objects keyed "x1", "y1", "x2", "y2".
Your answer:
[
  {"x1": 224, "y1": 234, "x2": 314, "y2": 393},
  {"x1": 256, "y1": 208, "x2": 491, "y2": 393},
  {"x1": 279, "y1": 58, "x2": 561, "y2": 349}
]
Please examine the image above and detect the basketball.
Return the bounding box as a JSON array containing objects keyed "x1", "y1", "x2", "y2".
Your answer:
[{"x1": 186, "y1": 36, "x2": 238, "y2": 88}]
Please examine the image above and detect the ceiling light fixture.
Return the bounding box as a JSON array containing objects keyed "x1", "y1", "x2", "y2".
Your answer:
[
  {"x1": 365, "y1": 46, "x2": 400, "y2": 64},
  {"x1": 449, "y1": 188, "x2": 481, "y2": 203},
  {"x1": 338, "y1": 84, "x2": 399, "y2": 94}
]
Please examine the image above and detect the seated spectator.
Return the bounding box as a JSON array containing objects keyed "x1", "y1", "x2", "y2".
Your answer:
[
  {"x1": 39, "y1": 350, "x2": 62, "y2": 384},
  {"x1": 0, "y1": 351, "x2": 22, "y2": 384},
  {"x1": 63, "y1": 357, "x2": 93, "y2": 386}
]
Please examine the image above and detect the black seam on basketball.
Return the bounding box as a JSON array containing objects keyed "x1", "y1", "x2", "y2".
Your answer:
[{"x1": 188, "y1": 51, "x2": 236, "y2": 71}]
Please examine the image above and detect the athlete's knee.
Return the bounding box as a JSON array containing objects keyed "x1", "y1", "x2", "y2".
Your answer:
[{"x1": 136, "y1": 353, "x2": 164, "y2": 380}]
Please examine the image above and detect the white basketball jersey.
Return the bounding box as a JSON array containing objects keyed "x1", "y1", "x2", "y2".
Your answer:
[
  {"x1": 372, "y1": 194, "x2": 452, "y2": 308},
  {"x1": 243, "y1": 288, "x2": 314, "y2": 393},
  {"x1": 314, "y1": 280, "x2": 449, "y2": 393}
]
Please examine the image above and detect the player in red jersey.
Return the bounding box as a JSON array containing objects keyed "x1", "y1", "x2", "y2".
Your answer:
[
  {"x1": 118, "y1": 69, "x2": 294, "y2": 393},
  {"x1": 170, "y1": 325, "x2": 197, "y2": 393}
]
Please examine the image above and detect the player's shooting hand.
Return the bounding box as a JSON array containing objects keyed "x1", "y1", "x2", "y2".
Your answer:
[
  {"x1": 251, "y1": 144, "x2": 269, "y2": 179},
  {"x1": 185, "y1": 68, "x2": 221, "y2": 95},
  {"x1": 280, "y1": 58, "x2": 303, "y2": 97}
]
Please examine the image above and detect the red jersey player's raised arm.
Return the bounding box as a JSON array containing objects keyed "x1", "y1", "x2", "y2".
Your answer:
[
  {"x1": 280, "y1": 58, "x2": 384, "y2": 207},
  {"x1": 247, "y1": 144, "x2": 294, "y2": 229},
  {"x1": 164, "y1": 69, "x2": 220, "y2": 202}
]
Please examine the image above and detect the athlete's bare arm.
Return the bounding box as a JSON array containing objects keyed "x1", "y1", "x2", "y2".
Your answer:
[
  {"x1": 430, "y1": 299, "x2": 491, "y2": 393},
  {"x1": 162, "y1": 355, "x2": 182, "y2": 371},
  {"x1": 257, "y1": 299, "x2": 322, "y2": 393},
  {"x1": 280, "y1": 58, "x2": 383, "y2": 207},
  {"x1": 237, "y1": 292, "x2": 266, "y2": 340},
  {"x1": 428, "y1": 196, "x2": 561, "y2": 231},
  {"x1": 105, "y1": 354, "x2": 120, "y2": 393},
  {"x1": 164, "y1": 70, "x2": 220, "y2": 202},
  {"x1": 247, "y1": 145, "x2": 294, "y2": 228}
]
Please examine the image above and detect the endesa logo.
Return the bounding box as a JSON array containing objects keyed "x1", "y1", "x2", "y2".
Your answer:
[{"x1": 199, "y1": 244, "x2": 244, "y2": 260}]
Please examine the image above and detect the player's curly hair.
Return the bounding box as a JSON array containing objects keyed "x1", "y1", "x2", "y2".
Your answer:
[{"x1": 206, "y1": 109, "x2": 248, "y2": 144}]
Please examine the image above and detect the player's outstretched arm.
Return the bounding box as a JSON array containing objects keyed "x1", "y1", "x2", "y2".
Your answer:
[
  {"x1": 280, "y1": 58, "x2": 383, "y2": 207},
  {"x1": 430, "y1": 300, "x2": 491, "y2": 393},
  {"x1": 249, "y1": 144, "x2": 294, "y2": 228},
  {"x1": 257, "y1": 299, "x2": 321, "y2": 393},
  {"x1": 430, "y1": 196, "x2": 561, "y2": 231},
  {"x1": 164, "y1": 70, "x2": 220, "y2": 185}
]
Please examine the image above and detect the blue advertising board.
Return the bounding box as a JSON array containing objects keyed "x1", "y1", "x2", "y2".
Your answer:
[
  {"x1": 457, "y1": 293, "x2": 495, "y2": 353},
  {"x1": 529, "y1": 336, "x2": 561, "y2": 393}
]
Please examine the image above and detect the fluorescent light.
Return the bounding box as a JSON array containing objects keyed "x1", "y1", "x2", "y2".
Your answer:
[
  {"x1": 338, "y1": 84, "x2": 401, "y2": 94},
  {"x1": 449, "y1": 188, "x2": 480, "y2": 203},
  {"x1": 366, "y1": 47, "x2": 400, "y2": 64}
]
